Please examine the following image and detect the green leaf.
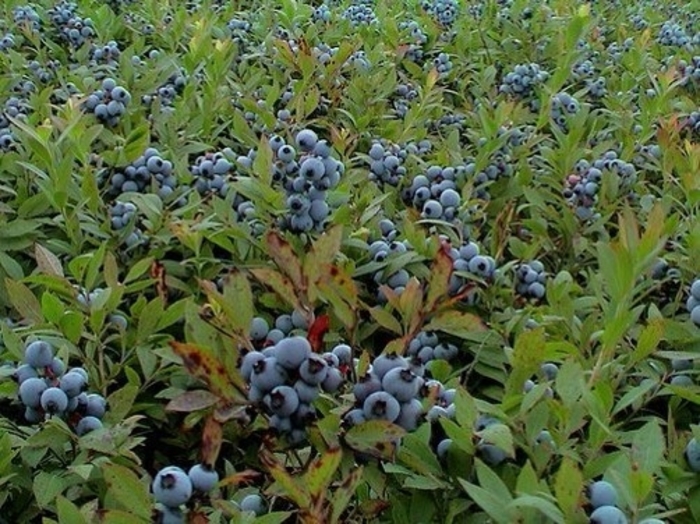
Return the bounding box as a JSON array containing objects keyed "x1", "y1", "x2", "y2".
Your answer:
[
  {"x1": 508, "y1": 495, "x2": 565, "y2": 524},
  {"x1": 56, "y1": 496, "x2": 88, "y2": 524},
  {"x1": 34, "y1": 471, "x2": 66, "y2": 508},
  {"x1": 425, "y1": 242, "x2": 453, "y2": 312},
  {"x1": 459, "y1": 461, "x2": 513, "y2": 524},
  {"x1": 477, "y1": 423, "x2": 514, "y2": 459},
  {"x1": 330, "y1": 466, "x2": 364, "y2": 524},
  {"x1": 631, "y1": 419, "x2": 665, "y2": 474},
  {"x1": 35, "y1": 244, "x2": 64, "y2": 277},
  {"x1": 261, "y1": 450, "x2": 311, "y2": 508},
  {"x1": 221, "y1": 270, "x2": 254, "y2": 339},
  {"x1": 264, "y1": 231, "x2": 304, "y2": 293},
  {"x1": 5, "y1": 278, "x2": 42, "y2": 324},
  {"x1": 101, "y1": 463, "x2": 152, "y2": 520},
  {"x1": 423, "y1": 310, "x2": 486, "y2": 338},
  {"x1": 554, "y1": 458, "x2": 583, "y2": 520}
]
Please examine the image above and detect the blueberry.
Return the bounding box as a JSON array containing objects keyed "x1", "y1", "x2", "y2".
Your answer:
[
  {"x1": 371, "y1": 353, "x2": 407, "y2": 379},
  {"x1": 589, "y1": 506, "x2": 628, "y2": 524},
  {"x1": 85, "y1": 394, "x2": 107, "y2": 418},
  {"x1": 588, "y1": 480, "x2": 618, "y2": 509},
  {"x1": 295, "y1": 129, "x2": 318, "y2": 152},
  {"x1": 395, "y1": 398, "x2": 423, "y2": 431},
  {"x1": 250, "y1": 357, "x2": 287, "y2": 392},
  {"x1": 477, "y1": 442, "x2": 508, "y2": 466},
  {"x1": 344, "y1": 408, "x2": 366, "y2": 426},
  {"x1": 76, "y1": 415, "x2": 103, "y2": 435},
  {"x1": 540, "y1": 363, "x2": 558, "y2": 380},
  {"x1": 294, "y1": 379, "x2": 320, "y2": 403},
  {"x1": 24, "y1": 340, "x2": 54, "y2": 368},
  {"x1": 299, "y1": 355, "x2": 329, "y2": 385},
  {"x1": 321, "y1": 367, "x2": 344, "y2": 392},
  {"x1": 40, "y1": 387, "x2": 69, "y2": 414},
  {"x1": 685, "y1": 437, "x2": 700, "y2": 472},
  {"x1": 437, "y1": 438, "x2": 452, "y2": 459},
  {"x1": 240, "y1": 493, "x2": 267, "y2": 516},
  {"x1": 353, "y1": 373, "x2": 382, "y2": 403},
  {"x1": 60, "y1": 371, "x2": 87, "y2": 397},
  {"x1": 13, "y1": 364, "x2": 38, "y2": 383},
  {"x1": 273, "y1": 336, "x2": 311, "y2": 370},
  {"x1": 250, "y1": 317, "x2": 270, "y2": 341},
  {"x1": 363, "y1": 391, "x2": 401, "y2": 422},
  {"x1": 152, "y1": 466, "x2": 193, "y2": 508},
  {"x1": 19, "y1": 377, "x2": 48, "y2": 409},
  {"x1": 264, "y1": 385, "x2": 300, "y2": 417},
  {"x1": 188, "y1": 464, "x2": 219, "y2": 492},
  {"x1": 381, "y1": 367, "x2": 421, "y2": 402}
]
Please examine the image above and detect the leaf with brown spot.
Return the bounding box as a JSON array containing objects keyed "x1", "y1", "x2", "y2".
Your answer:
[
  {"x1": 330, "y1": 466, "x2": 364, "y2": 524},
  {"x1": 344, "y1": 420, "x2": 406, "y2": 461},
  {"x1": 150, "y1": 260, "x2": 167, "y2": 304},
  {"x1": 169, "y1": 341, "x2": 242, "y2": 403},
  {"x1": 201, "y1": 415, "x2": 223, "y2": 467},
  {"x1": 265, "y1": 231, "x2": 305, "y2": 295},
  {"x1": 250, "y1": 268, "x2": 303, "y2": 312},
  {"x1": 315, "y1": 263, "x2": 357, "y2": 331},
  {"x1": 425, "y1": 240, "x2": 453, "y2": 312},
  {"x1": 165, "y1": 390, "x2": 219, "y2": 413},
  {"x1": 218, "y1": 469, "x2": 262, "y2": 487},
  {"x1": 398, "y1": 277, "x2": 424, "y2": 334},
  {"x1": 261, "y1": 450, "x2": 312, "y2": 508},
  {"x1": 423, "y1": 310, "x2": 487, "y2": 339},
  {"x1": 186, "y1": 510, "x2": 209, "y2": 524},
  {"x1": 358, "y1": 499, "x2": 391, "y2": 518},
  {"x1": 305, "y1": 447, "x2": 342, "y2": 500},
  {"x1": 213, "y1": 403, "x2": 249, "y2": 423},
  {"x1": 305, "y1": 225, "x2": 343, "y2": 301}
]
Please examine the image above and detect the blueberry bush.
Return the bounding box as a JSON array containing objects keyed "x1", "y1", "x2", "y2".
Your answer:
[{"x1": 1, "y1": 0, "x2": 700, "y2": 523}]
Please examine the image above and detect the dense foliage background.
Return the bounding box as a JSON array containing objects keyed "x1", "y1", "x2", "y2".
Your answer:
[{"x1": 1, "y1": 0, "x2": 700, "y2": 522}]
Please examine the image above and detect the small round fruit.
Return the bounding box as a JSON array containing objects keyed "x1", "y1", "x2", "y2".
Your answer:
[
  {"x1": 188, "y1": 464, "x2": 219, "y2": 492},
  {"x1": 85, "y1": 394, "x2": 107, "y2": 418},
  {"x1": 371, "y1": 353, "x2": 407, "y2": 379},
  {"x1": 589, "y1": 505, "x2": 628, "y2": 524},
  {"x1": 60, "y1": 371, "x2": 87, "y2": 397},
  {"x1": 363, "y1": 391, "x2": 401, "y2": 422},
  {"x1": 19, "y1": 377, "x2": 48, "y2": 409},
  {"x1": 152, "y1": 466, "x2": 193, "y2": 508},
  {"x1": 264, "y1": 385, "x2": 300, "y2": 417},
  {"x1": 381, "y1": 367, "x2": 421, "y2": 402},
  {"x1": 40, "y1": 387, "x2": 69, "y2": 414},
  {"x1": 588, "y1": 480, "x2": 618, "y2": 509},
  {"x1": 273, "y1": 336, "x2": 311, "y2": 370},
  {"x1": 685, "y1": 437, "x2": 700, "y2": 472},
  {"x1": 24, "y1": 340, "x2": 54, "y2": 368},
  {"x1": 477, "y1": 442, "x2": 508, "y2": 466},
  {"x1": 240, "y1": 351, "x2": 265, "y2": 381},
  {"x1": 395, "y1": 398, "x2": 423, "y2": 431},
  {"x1": 250, "y1": 317, "x2": 270, "y2": 341},
  {"x1": 436, "y1": 438, "x2": 452, "y2": 459},
  {"x1": 298, "y1": 354, "x2": 329, "y2": 385},
  {"x1": 321, "y1": 367, "x2": 343, "y2": 392},
  {"x1": 250, "y1": 357, "x2": 287, "y2": 392},
  {"x1": 240, "y1": 493, "x2": 267, "y2": 515},
  {"x1": 76, "y1": 416, "x2": 103, "y2": 436}
]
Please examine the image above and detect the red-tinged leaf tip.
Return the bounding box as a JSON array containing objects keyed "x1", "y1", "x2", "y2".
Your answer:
[{"x1": 308, "y1": 314, "x2": 330, "y2": 352}]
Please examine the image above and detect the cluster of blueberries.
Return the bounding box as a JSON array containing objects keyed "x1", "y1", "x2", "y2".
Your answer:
[
  {"x1": 399, "y1": 20, "x2": 428, "y2": 64},
  {"x1": 514, "y1": 260, "x2": 547, "y2": 300},
  {"x1": 682, "y1": 111, "x2": 700, "y2": 140},
  {"x1": 402, "y1": 164, "x2": 464, "y2": 222},
  {"x1": 421, "y1": 0, "x2": 459, "y2": 27},
  {"x1": 13, "y1": 5, "x2": 41, "y2": 32},
  {"x1": 47, "y1": 0, "x2": 95, "y2": 48},
  {"x1": 392, "y1": 83, "x2": 419, "y2": 119},
  {"x1": 240, "y1": 330, "x2": 346, "y2": 444},
  {"x1": 3, "y1": 339, "x2": 107, "y2": 435},
  {"x1": 245, "y1": 129, "x2": 343, "y2": 233},
  {"x1": 367, "y1": 140, "x2": 410, "y2": 187},
  {"x1": 678, "y1": 57, "x2": 700, "y2": 90},
  {"x1": 685, "y1": 279, "x2": 700, "y2": 327},
  {"x1": 550, "y1": 92, "x2": 580, "y2": 131},
  {"x1": 445, "y1": 239, "x2": 498, "y2": 296},
  {"x1": 151, "y1": 463, "x2": 219, "y2": 523},
  {"x1": 88, "y1": 40, "x2": 121, "y2": 68},
  {"x1": 0, "y1": 95, "x2": 30, "y2": 151},
  {"x1": 405, "y1": 330, "x2": 458, "y2": 366},
  {"x1": 563, "y1": 152, "x2": 637, "y2": 221},
  {"x1": 657, "y1": 21, "x2": 693, "y2": 48},
  {"x1": 141, "y1": 71, "x2": 188, "y2": 115},
  {"x1": 432, "y1": 52, "x2": 453, "y2": 77},
  {"x1": 27, "y1": 59, "x2": 57, "y2": 84},
  {"x1": 82, "y1": 77, "x2": 132, "y2": 127},
  {"x1": 498, "y1": 63, "x2": 550, "y2": 111},
  {"x1": 103, "y1": 147, "x2": 179, "y2": 202},
  {"x1": 341, "y1": 3, "x2": 377, "y2": 27},
  {"x1": 108, "y1": 202, "x2": 147, "y2": 248}
]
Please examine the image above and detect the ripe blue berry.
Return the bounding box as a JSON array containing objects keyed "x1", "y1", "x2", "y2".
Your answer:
[
  {"x1": 321, "y1": 367, "x2": 344, "y2": 392},
  {"x1": 24, "y1": 340, "x2": 54, "y2": 368},
  {"x1": 60, "y1": 371, "x2": 87, "y2": 397},
  {"x1": 76, "y1": 416, "x2": 103, "y2": 436},
  {"x1": 240, "y1": 351, "x2": 265, "y2": 381},
  {"x1": 371, "y1": 353, "x2": 407, "y2": 379},
  {"x1": 188, "y1": 464, "x2": 219, "y2": 492},
  {"x1": 589, "y1": 480, "x2": 618, "y2": 509},
  {"x1": 250, "y1": 357, "x2": 287, "y2": 392},
  {"x1": 437, "y1": 438, "x2": 452, "y2": 459},
  {"x1": 589, "y1": 506, "x2": 628, "y2": 524},
  {"x1": 40, "y1": 387, "x2": 69, "y2": 414},
  {"x1": 265, "y1": 385, "x2": 300, "y2": 417},
  {"x1": 240, "y1": 493, "x2": 267, "y2": 515},
  {"x1": 685, "y1": 437, "x2": 700, "y2": 472},
  {"x1": 273, "y1": 336, "x2": 311, "y2": 370},
  {"x1": 152, "y1": 466, "x2": 193, "y2": 508},
  {"x1": 363, "y1": 391, "x2": 401, "y2": 422},
  {"x1": 353, "y1": 373, "x2": 382, "y2": 403},
  {"x1": 250, "y1": 317, "x2": 270, "y2": 341},
  {"x1": 381, "y1": 367, "x2": 421, "y2": 402},
  {"x1": 298, "y1": 354, "x2": 328, "y2": 385},
  {"x1": 19, "y1": 377, "x2": 47, "y2": 409},
  {"x1": 395, "y1": 398, "x2": 423, "y2": 431},
  {"x1": 85, "y1": 394, "x2": 107, "y2": 418}
]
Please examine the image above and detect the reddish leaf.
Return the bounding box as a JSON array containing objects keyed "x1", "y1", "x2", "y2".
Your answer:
[
  {"x1": 200, "y1": 415, "x2": 224, "y2": 467},
  {"x1": 150, "y1": 260, "x2": 168, "y2": 304},
  {"x1": 308, "y1": 314, "x2": 330, "y2": 352},
  {"x1": 218, "y1": 469, "x2": 263, "y2": 487},
  {"x1": 250, "y1": 268, "x2": 303, "y2": 312},
  {"x1": 425, "y1": 240, "x2": 453, "y2": 312}
]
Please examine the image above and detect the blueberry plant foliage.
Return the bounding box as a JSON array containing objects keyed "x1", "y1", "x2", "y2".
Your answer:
[{"x1": 1, "y1": 0, "x2": 700, "y2": 523}]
